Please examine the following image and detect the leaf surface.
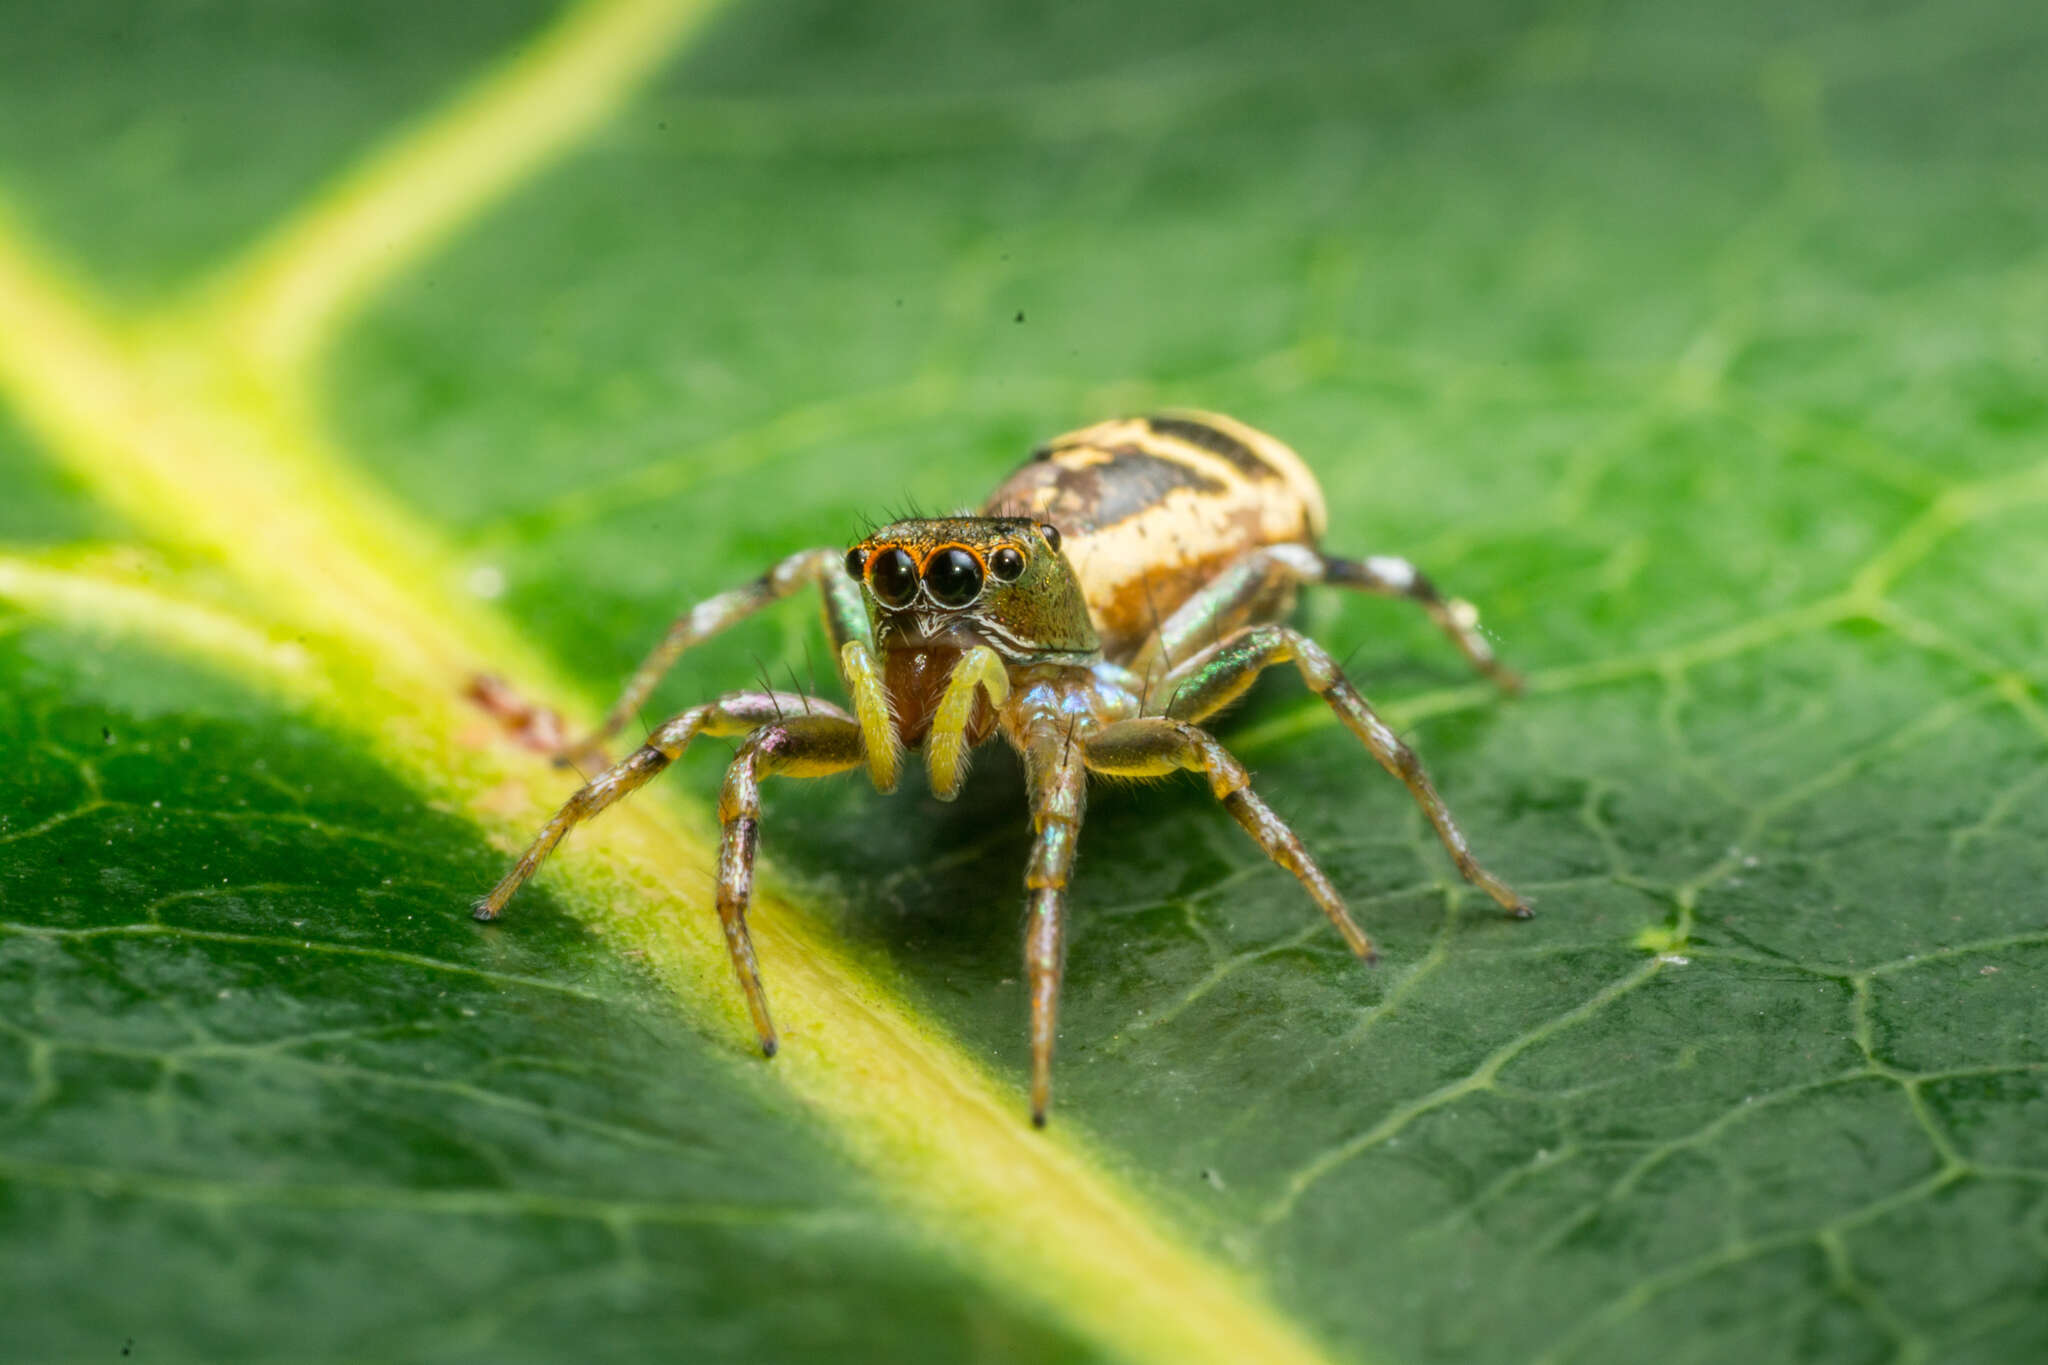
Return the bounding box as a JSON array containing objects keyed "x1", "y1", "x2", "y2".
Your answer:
[{"x1": 2, "y1": 1, "x2": 2046, "y2": 1362}]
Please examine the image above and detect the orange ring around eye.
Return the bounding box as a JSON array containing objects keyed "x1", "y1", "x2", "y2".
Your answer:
[
  {"x1": 922, "y1": 543, "x2": 987, "y2": 572},
  {"x1": 865, "y1": 544, "x2": 920, "y2": 607}
]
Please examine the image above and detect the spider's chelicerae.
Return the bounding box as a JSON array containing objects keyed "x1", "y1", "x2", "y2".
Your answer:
[{"x1": 474, "y1": 411, "x2": 1528, "y2": 1125}]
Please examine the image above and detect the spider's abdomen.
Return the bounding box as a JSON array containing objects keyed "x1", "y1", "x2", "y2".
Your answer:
[{"x1": 981, "y1": 412, "x2": 1326, "y2": 661}]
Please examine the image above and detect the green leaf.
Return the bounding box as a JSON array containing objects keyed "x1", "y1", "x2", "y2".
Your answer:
[
  {"x1": 4, "y1": 1, "x2": 2048, "y2": 1362},
  {"x1": 1, "y1": 616, "x2": 1090, "y2": 1363}
]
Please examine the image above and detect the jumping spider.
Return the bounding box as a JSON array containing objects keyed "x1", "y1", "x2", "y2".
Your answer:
[{"x1": 474, "y1": 411, "x2": 1528, "y2": 1125}]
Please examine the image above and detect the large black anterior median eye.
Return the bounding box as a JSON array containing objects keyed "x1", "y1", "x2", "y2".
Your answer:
[
  {"x1": 868, "y1": 547, "x2": 919, "y2": 606},
  {"x1": 923, "y1": 547, "x2": 984, "y2": 607}
]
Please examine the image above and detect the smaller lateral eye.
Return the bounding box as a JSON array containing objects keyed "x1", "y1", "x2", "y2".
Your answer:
[
  {"x1": 1039, "y1": 523, "x2": 1063, "y2": 553},
  {"x1": 844, "y1": 547, "x2": 868, "y2": 580},
  {"x1": 989, "y1": 546, "x2": 1025, "y2": 581}
]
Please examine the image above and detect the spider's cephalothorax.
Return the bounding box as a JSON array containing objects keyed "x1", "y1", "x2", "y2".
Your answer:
[
  {"x1": 842, "y1": 516, "x2": 1094, "y2": 753},
  {"x1": 473, "y1": 411, "x2": 1529, "y2": 1125}
]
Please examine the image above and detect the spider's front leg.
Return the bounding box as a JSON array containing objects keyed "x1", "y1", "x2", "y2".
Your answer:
[
  {"x1": 1017, "y1": 722, "x2": 1089, "y2": 1127},
  {"x1": 712, "y1": 714, "x2": 867, "y2": 1055},
  {"x1": 1161, "y1": 624, "x2": 1529, "y2": 916},
  {"x1": 562, "y1": 545, "x2": 887, "y2": 771},
  {"x1": 473, "y1": 691, "x2": 848, "y2": 922},
  {"x1": 1084, "y1": 717, "x2": 1378, "y2": 959}
]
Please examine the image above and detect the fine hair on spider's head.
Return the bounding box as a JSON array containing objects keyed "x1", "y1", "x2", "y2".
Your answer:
[{"x1": 843, "y1": 515, "x2": 1096, "y2": 664}]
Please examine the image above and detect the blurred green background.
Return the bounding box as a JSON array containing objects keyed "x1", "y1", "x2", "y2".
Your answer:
[{"x1": 2, "y1": 1, "x2": 2045, "y2": 1361}]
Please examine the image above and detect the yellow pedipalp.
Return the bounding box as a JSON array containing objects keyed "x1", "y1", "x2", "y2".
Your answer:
[
  {"x1": 840, "y1": 638, "x2": 901, "y2": 792},
  {"x1": 926, "y1": 645, "x2": 1011, "y2": 801}
]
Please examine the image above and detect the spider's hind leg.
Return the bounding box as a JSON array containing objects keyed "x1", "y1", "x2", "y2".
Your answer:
[
  {"x1": 1128, "y1": 544, "x2": 1519, "y2": 695},
  {"x1": 1319, "y1": 551, "x2": 1520, "y2": 692}
]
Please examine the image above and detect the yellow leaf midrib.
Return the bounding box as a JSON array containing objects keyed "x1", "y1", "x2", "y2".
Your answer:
[{"x1": 0, "y1": 3, "x2": 1344, "y2": 1365}]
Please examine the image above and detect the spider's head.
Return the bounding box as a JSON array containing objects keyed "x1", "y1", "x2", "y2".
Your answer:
[{"x1": 844, "y1": 516, "x2": 1098, "y2": 662}]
